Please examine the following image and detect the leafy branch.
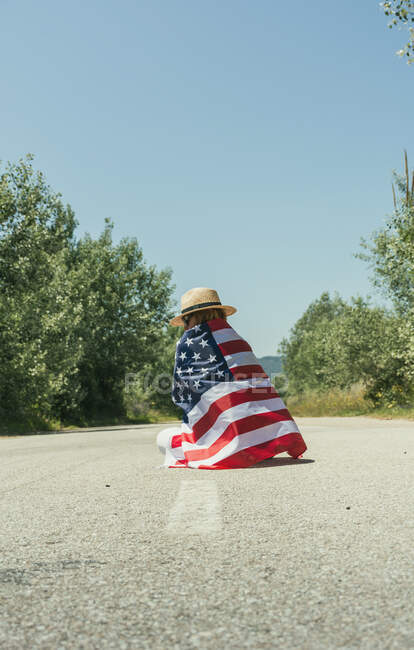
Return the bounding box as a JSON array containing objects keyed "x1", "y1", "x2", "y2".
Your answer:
[{"x1": 381, "y1": 1, "x2": 414, "y2": 63}]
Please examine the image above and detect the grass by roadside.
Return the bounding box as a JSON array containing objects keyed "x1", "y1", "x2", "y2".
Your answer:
[
  {"x1": 0, "y1": 409, "x2": 179, "y2": 436},
  {"x1": 285, "y1": 385, "x2": 414, "y2": 420},
  {"x1": 364, "y1": 405, "x2": 414, "y2": 420}
]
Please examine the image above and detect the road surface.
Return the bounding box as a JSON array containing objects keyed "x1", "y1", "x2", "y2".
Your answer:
[{"x1": 0, "y1": 418, "x2": 413, "y2": 649}]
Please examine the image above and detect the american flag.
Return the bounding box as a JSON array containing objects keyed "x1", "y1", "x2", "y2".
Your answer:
[{"x1": 169, "y1": 318, "x2": 307, "y2": 469}]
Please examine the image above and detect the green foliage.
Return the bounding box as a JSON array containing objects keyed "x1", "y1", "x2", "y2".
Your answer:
[
  {"x1": 272, "y1": 373, "x2": 288, "y2": 399},
  {"x1": 382, "y1": 1, "x2": 414, "y2": 63},
  {"x1": 123, "y1": 325, "x2": 181, "y2": 418},
  {"x1": 0, "y1": 155, "x2": 81, "y2": 419},
  {"x1": 68, "y1": 221, "x2": 174, "y2": 419},
  {"x1": 280, "y1": 293, "x2": 413, "y2": 407},
  {"x1": 357, "y1": 152, "x2": 414, "y2": 315},
  {"x1": 279, "y1": 292, "x2": 348, "y2": 394},
  {"x1": 281, "y1": 153, "x2": 414, "y2": 411},
  {"x1": 0, "y1": 155, "x2": 175, "y2": 426}
]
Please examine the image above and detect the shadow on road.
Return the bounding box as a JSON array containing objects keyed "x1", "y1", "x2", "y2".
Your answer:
[{"x1": 248, "y1": 457, "x2": 315, "y2": 468}]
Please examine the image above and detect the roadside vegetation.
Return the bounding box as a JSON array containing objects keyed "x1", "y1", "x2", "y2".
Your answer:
[
  {"x1": 1, "y1": 153, "x2": 413, "y2": 432},
  {"x1": 278, "y1": 154, "x2": 414, "y2": 419},
  {"x1": 282, "y1": 385, "x2": 414, "y2": 419},
  {"x1": 0, "y1": 156, "x2": 179, "y2": 434}
]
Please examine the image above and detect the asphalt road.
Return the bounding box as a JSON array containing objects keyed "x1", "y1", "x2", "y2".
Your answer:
[{"x1": 0, "y1": 417, "x2": 413, "y2": 650}]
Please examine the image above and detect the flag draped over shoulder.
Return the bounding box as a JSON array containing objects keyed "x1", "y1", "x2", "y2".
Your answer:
[{"x1": 169, "y1": 318, "x2": 307, "y2": 469}]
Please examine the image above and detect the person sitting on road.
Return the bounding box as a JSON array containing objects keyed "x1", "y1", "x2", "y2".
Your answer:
[{"x1": 157, "y1": 287, "x2": 307, "y2": 469}]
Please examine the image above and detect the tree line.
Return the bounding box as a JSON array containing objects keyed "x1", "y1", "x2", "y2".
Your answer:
[
  {"x1": 1, "y1": 153, "x2": 413, "y2": 429},
  {"x1": 0, "y1": 156, "x2": 177, "y2": 428},
  {"x1": 280, "y1": 154, "x2": 414, "y2": 408}
]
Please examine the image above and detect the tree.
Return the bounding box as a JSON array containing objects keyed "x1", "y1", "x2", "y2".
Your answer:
[
  {"x1": 0, "y1": 155, "x2": 82, "y2": 420},
  {"x1": 124, "y1": 325, "x2": 180, "y2": 418},
  {"x1": 279, "y1": 293, "x2": 411, "y2": 405},
  {"x1": 0, "y1": 155, "x2": 175, "y2": 426},
  {"x1": 357, "y1": 152, "x2": 414, "y2": 315},
  {"x1": 70, "y1": 221, "x2": 174, "y2": 419},
  {"x1": 279, "y1": 293, "x2": 348, "y2": 393},
  {"x1": 280, "y1": 153, "x2": 414, "y2": 407},
  {"x1": 382, "y1": 1, "x2": 414, "y2": 63}
]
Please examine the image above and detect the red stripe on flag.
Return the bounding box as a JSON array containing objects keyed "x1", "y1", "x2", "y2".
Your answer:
[
  {"x1": 230, "y1": 365, "x2": 267, "y2": 379},
  {"x1": 196, "y1": 432, "x2": 307, "y2": 469},
  {"x1": 184, "y1": 410, "x2": 293, "y2": 462},
  {"x1": 218, "y1": 339, "x2": 252, "y2": 355},
  {"x1": 182, "y1": 386, "x2": 279, "y2": 444},
  {"x1": 168, "y1": 459, "x2": 188, "y2": 468},
  {"x1": 208, "y1": 318, "x2": 231, "y2": 332},
  {"x1": 171, "y1": 434, "x2": 182, "y2": 449}
]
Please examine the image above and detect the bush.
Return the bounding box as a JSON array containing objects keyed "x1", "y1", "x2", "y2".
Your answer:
[{"x1": 279, "y1": 293, "x2": 413, "y2": 407}]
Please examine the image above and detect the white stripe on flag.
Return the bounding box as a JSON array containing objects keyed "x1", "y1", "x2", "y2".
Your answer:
[
  {"x1": 183, "y1": 397, "x2": 286, "y2": 450},
  {"x1": 188, "y1": 420, "x2": 300, "y2": 468},
  {"x1": 186, "y1": 377, "x2": 272, "y2": 425},
  {"x1": 212, "y1": 328, "x2": 243, "y2": 344},
  {"x1": 172, "y1": 447, "x2": 185, "y2": 460},
  {"x1": 225, "y1": 351, "x2": 260, "y2": 369}
]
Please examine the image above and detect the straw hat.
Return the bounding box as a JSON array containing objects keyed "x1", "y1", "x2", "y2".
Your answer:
[{"x1": 169, "y1": 287, "x2": 237, "y2": 327}]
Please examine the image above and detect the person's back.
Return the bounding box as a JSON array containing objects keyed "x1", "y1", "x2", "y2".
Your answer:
[{"x1": 157, "y1": 287, "x2": 307, "y2": 469}]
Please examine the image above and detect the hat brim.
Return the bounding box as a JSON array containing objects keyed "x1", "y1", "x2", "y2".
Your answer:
[{"x1": 169, "y1": 304, "x2": 237, "y2": 327}]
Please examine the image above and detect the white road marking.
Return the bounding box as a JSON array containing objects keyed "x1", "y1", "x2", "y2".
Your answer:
[{"x1": 166, "y1": 480, "x2": 221, "y2": 535}]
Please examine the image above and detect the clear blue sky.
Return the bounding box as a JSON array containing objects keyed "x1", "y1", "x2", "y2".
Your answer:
[{"x1": 1, "y1": 0, "x2": 413, "y2": 356}]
